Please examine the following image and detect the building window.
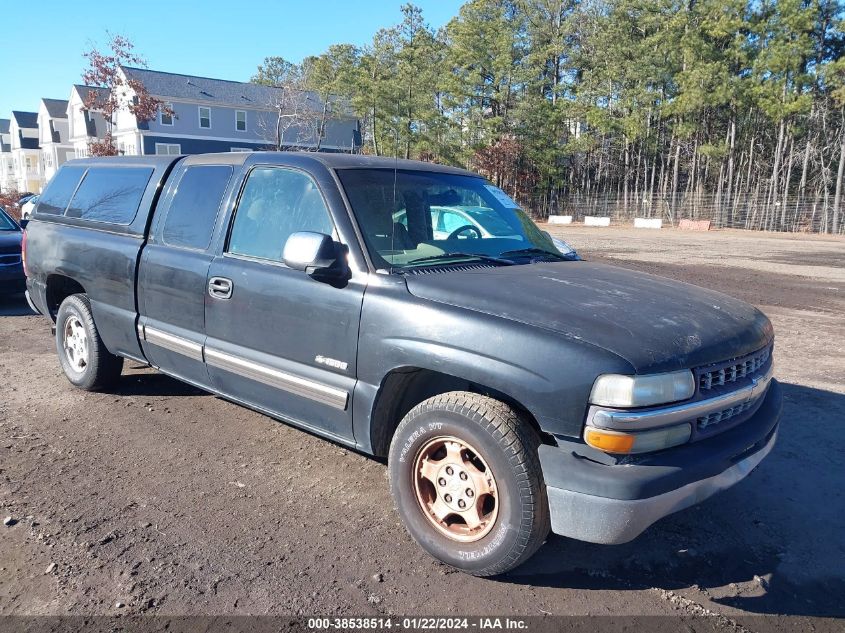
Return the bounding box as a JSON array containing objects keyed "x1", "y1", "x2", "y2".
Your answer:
[
  {"x1": 161, "y1": 103, "x2": 174, "y2": 126},
  {"x1": 155, "y1": 143, "x2": 182, "y2": 156},
  {"x1": 199, "y1": 107, "x2": 211, "y2": 129},
  {"x1": 235, "y1": 110, "x2": 247, "y2": 132}
]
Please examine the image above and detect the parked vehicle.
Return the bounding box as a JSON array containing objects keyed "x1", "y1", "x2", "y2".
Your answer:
[
  {"x1": 20, "y1": 195, "x2": 38, "y2": 220},
  {"x1": 394, "y1": 204, "x2": 579, "y2": 258},
  {"x1": 24, "y1": 154, "x2": 781, "y2": 576},
  {"x1": 14, "y1": 193, "x2": 36, "y2": 209},
  {"x1": 0, "y1": 206, "x2": 26, "y2": 296}
]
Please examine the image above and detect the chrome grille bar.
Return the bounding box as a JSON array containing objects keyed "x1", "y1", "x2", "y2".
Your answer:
[{"x1": 699, "y1": 346, "x2": 770, "y2": 391}]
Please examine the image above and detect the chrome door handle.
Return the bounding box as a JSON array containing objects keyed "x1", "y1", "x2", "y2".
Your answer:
[{"x1": 208, "y1": 277, "x2": 233, "y2": 299}]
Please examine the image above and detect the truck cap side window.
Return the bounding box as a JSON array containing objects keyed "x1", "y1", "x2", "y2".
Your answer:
[
  {"x1": 66, "y1": 167, "x2": 153, "y2": 224},
  {"x1": 162, "y1": 165, "x2": 233, "y2": 250},
  {"x1": 227, "y1": 167, "x2": 334, "y2": 263},
  {"x1": 35, "y1": 166, "x2": 86, "y2": 215}
]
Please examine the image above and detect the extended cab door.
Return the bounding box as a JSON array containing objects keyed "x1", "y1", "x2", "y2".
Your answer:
[
  {"x1": 137, "y1": 162, "x2": 235, "y2": 389},
  {"x1": 203, "y1": 165, "x2": 365, "y2": 443}
]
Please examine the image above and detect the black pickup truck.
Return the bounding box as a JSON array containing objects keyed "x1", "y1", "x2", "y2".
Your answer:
[{"x1": 24, "y1": 153, "x2": 781, "y2": 576}]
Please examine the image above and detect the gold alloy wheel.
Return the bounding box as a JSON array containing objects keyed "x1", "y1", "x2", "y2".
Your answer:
[{"x1": 412, "y1": 435, "x2": 499, "y2": 543}]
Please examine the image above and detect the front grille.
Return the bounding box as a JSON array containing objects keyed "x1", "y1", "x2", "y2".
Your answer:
[
  {"x1": 0, "y1": 254, "x2": 21, "y2": 266},
  {"x1": 698, "y1": 346, "x2": 770, "y2": 391},
  {"x1": 697, "y1": 399, "x2": 757, "y2": 431}
]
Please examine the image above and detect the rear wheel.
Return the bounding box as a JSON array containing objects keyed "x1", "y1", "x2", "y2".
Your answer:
[
  {"x1": 56, "y1": 294, "x2": 123, "y2": 391},
  {"x1": 388, "y1": 392, "x2": 550, "y2": 576}
]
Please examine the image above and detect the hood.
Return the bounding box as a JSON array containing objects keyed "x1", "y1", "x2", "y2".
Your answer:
[
  {"x1": 0, "y1": 230, "x2": 22, "y2": 253},
  {"x1": 404, "y1": 261, "x2": 773, "y2": 373}
]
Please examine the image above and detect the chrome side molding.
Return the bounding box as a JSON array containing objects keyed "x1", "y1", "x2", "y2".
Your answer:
[
  {"x1": 138, "y1": 325, "x2": 349, "y2": 410},
  {"x1": 140, "y1": 325, "x2": 205, "y2": 362},
  {"x1": 204, "y1": 348, "x2": 349, "y2": 411}
]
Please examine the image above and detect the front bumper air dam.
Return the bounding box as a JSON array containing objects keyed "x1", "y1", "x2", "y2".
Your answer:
[{"x1": 540, "y1": 379, "x2": 782, "y2": 544}]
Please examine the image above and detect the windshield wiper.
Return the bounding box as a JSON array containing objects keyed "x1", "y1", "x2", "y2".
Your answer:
[
  {"x1": 498, "y1": 247, "x2": 570, "y2": 261},
  {"x1": 407, "y1": 252, "x2": 515, "y2": 266}
]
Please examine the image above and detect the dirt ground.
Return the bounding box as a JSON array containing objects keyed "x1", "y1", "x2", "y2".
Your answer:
[{"x1": 0, "y1": 227, "x2": 843, "y2": 624}]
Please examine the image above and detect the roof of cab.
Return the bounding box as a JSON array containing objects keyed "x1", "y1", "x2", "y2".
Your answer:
[
  {"x1": 289, "y1": 152, "x2": 478, "y2": 177},
  {"x1": 63, "y1": 155, "x2": 180, "y2": 169},
  {"x1": 58, "y1": 152, "x2": 479, "y2": 177}
]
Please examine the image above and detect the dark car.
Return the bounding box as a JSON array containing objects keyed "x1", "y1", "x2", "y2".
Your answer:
[
  {"x1": 0, "y1": 206, "x2": 26, "y2": 295},
  {"x1": 24, "y1": 154, "x2": 780, "y2": 576}
]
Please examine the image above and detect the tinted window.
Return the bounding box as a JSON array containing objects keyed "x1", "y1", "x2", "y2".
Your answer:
[
  {"x1": 0, "y1": 209, "x2": 17, "y2": 230},
  {"x1": 162, "y1": 165, "x2": 233, "y2": 250},
  {"x1": 66, "y1": 167, "x2": 153, "y2": 224},
  {"x1": 228, "y1": 167, "x2": 333, "y2": 262},
  {"x1": 36, "y1": 166, "x2": 86, "y2": 215}
]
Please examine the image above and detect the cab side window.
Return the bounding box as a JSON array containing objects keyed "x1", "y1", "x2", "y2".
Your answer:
[
  {"x1": 227, "y1": 167, "x2": 333, "y2": 263},
  {"x1": 161, "y1": 165, "x2": 233, "y2": 250}
]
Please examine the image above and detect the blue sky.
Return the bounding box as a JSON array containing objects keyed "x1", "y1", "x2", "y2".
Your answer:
[{"x1": 0, "y1": 0, "x2": 464, "y2": 117}]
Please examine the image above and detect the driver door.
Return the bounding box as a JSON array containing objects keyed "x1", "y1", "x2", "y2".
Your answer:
[{"x1": 203, "y1": 166, "x2": 365, "y2": 443}]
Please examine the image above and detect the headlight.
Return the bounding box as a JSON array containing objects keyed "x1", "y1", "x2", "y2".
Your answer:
[
  {"x1": 590, "y1": 370, "x2": 695, "y2": 407},
  {"x1": 584, "y1": 424, "x2": 692, "y2": 454}
]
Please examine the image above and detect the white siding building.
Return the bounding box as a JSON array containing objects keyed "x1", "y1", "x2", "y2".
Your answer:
[
  {"x1": 0, "y1": 119, "x2": 14, "y2": 193},
  {"x1": 37, "y1": 98, "x2": 74, "y2": 182},
  {"x1": 9, "y1": 111, "x2": 42, "y2": 193},
  {"x1": 67, "y1": 85, "x2": 110, "y2": 158}
]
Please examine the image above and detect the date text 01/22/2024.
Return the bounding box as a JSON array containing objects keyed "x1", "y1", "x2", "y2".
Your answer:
[{"x1": 307, "y1": 617, "x2": 528, "y2": 630}]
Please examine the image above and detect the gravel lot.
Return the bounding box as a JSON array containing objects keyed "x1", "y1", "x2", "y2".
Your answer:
[{"x1": 1, "y1": 227, "x2": 843, "y2": 624}]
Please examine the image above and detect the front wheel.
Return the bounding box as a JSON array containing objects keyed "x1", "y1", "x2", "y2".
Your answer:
[
  {"x1": 56, "y1": 294, "x2": 123, "y2": 391},
  {"x1": 388, "y1": 392, "x2": 550, "y2": 576}
]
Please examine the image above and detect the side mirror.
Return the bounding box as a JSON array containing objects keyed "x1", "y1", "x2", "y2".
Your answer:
[
  {"x1": 19, "y1": 219, "x2": 29, "y2": 230},
  {"x1": 283, "y1": 231, "x2": 349, "y2": 281}
]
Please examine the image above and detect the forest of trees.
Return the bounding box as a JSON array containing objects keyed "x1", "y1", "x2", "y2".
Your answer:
[{"x1": 253, "y1": 0, "x2": 845, "y2": 233}]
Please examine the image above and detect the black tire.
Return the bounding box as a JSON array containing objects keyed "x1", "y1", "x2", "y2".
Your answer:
[
  {"x1": 388, "y1": 392, "x2": 550, "y2": 576},
  {"x1": 55, "y1": 294, "x2": 123, "y2": 391}
]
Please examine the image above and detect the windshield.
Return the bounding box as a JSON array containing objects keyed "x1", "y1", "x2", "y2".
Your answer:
[
  {"x1": 337, "y1": 169, "x2": 565, "y2": 269},
  {"x1": 0, "y1": 209, "x2": 18, "y2": 231}
]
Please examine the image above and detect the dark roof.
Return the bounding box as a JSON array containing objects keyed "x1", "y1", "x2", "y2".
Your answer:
[
  {"x1": 72, "y1": 84, "x2": 110, "y2": 108},
  {"x1": 42, "y1": 98, "x2": 69, "y2": 118},
  {"x1": 66, "y1": 151, "x2": 475, "y2": 176},
  {"x1": 301, "y1": 152, "x2": 477, "y2": 176},
  {"x1": 20, "y1": 138, "x2": 39, "y2": 150},
  {"x1": 122, "y1": 66, "x2": 336, "y2": 113},
  {"x1": 0, "y1": 119, "x2": 9, "y2": 134},
  {"x1": 11, "y1": 111, "x2": 38, "y2": 129}
]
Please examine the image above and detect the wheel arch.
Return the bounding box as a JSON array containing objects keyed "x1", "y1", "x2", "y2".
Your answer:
[
  {"x1": 367, "y1": 365, "x2": 553, "y2": 458},
  {"x1": 45, "y1": 274, "x2": 87, "y2": 321}
]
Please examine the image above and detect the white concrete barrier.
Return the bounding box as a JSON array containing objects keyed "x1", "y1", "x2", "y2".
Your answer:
[
  {"x1": 548, "y1": 215, "x2": 573, "y2": 224},
  {"x1": 584, "y1": 216, "x2": 611, "y2": 227},
  {"x1": 633, "y1": 218, "x2": 663, "y2": 229}
]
